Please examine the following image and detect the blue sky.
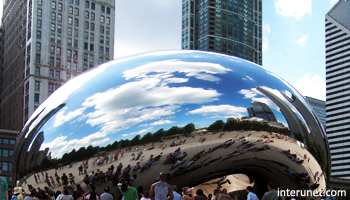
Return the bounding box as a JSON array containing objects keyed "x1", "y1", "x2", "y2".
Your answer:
[{"x1": 113, "y1": 0, "x2": 340, "y2": 101}]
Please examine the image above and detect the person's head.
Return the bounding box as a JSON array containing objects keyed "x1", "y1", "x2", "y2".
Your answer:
[
  {"x1": 14, "y1": 187, "x2": 22, "y2": 195},
  {"x1": 222, "y1": 188, "x2": 227, "y2": 194},
  {"x1": 172, "y1": 185, "x2": 178, "y2": 192},
  {"x1": 90, "y1": 185, "x2": 96, "y2": 192},
  {"x1": 160, "y1": 172, "x2": 167, "y2": 181},
  {"x1": 213, "y1": 189, "x2": 220, "y2": 196},
  {"x1": 144, "y1": 191, "x2": 150, "y2": 198},
  {"x1": 208, "y1": 194, "x2": 213, "y2": 199},
  {"x1": 104, "y1": 186, "x2": 110, "y2": 193},
  {"x1": 246, "y1": 186, "x2": 253, "y2": 193},
  {"x1": 267, "y1": 182, "x2": 276, "y2": 190},
  {"x1": 196, "y1": 189, "x2": 204, "y2": 196},
  {"x1": 77, "y1": 184, "x2": 82, "y2": 189},
  {"x1": 63, "y1": 189, "x2": 69, "y2": 195},
  {"x1": 182, "y1": 187, "x2": 190, "y2": 195},
  {"x1": 133, "y1": 174, "x2": 137, "y2": 179},
  {"x1": 121, "y1": 179, "x2": 132, "y2": 192},
  {"x1": 234, "y1": 195, "x2": 238, "y2": 200},
  {"x1": 8, "y1": 185, "x2": 13, "y2": 191}
]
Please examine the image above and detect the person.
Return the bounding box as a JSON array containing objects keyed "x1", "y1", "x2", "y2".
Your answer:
[
  {"x1": 56, "y1": 185, "x2": 68, "y2": 200},
  {"x1": 45, "y1": 178, "x2": 54, "y2": 189},
  {"x1": 61, "y1": 173, "x2": 68, "y2": 185},
  {"x1": 117, "y1": 163, "x2": 123, "y2": 174},
  {"x1": 23, "y1": 191, "x2": 36, "y2": 200},
  {"x1": 262, "y1": 183, "x2": 278, "y2": 200},
  {"x1": 84, "y1": 185, "x2": 99, "y2": 200},
  {"x1": 171, "y1": 186, "x2": 182, "y2": 200},
  {"x1": 182, "y1": 187, "x2": 194, "y2": 200},
  {"x1": 133, "y1": 163, "x2": 141, "y2": 173},
  {"x1": 8, "y1": 185, "x2": 13, "y2": 200},
  {"x1": 246, "y1": 186, "x2": 259, "y2": 200},
  {"x1": 13, "y1": 187, "x2": 23, "y2": 200},
  {"x1": 76, "y1": 184, "x2": 85, "y2": 196},
  {"x1": 117, "y1": 179, "x2": 138, "y2": 200},
  {"x1": 122, "y1": 165, "x2": 132, "y2": 179},
  {"x1": 60, "y1": 189, "x2": 73, "y2": 200},
  {"x1": 68, "y1": 173, "x2": 75, "y2": 185},
  {"x1": 49, "y1": 176, "x2": 56, "y2": 187},
  {"x1": 100, "y1": 186, "x2": 113, "y2": 200},
  {"x1": 150, "y1": 172, "x2": 173, "y2": 200},
  {"x1": 208, "y1": 194, "x2": 212, "y2": 200},
  {"x1": 78, "y1": 165, "x2": 83, "y2": 175},
  {"x1": 141, "y1": 191, "x2": 151, "y2": 200},
  {"x1": 194, "y1": 189, "x2": 206, "y2": 200}
]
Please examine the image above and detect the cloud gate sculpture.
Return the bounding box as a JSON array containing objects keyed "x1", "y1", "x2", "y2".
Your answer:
[{"x1": 13, "y1": 50, "x2": 329, "y2": 198}]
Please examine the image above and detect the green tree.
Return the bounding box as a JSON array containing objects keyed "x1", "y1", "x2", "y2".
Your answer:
[
  {"x1": 130, "y1": 135, "x2": 141, "y2": 146},
  {"x1": 166, "y1": 126, "x2": 182, "y2": 136},
  {"x1": 183, "y1": 123, "x2": 195, "y2": 135},
  {"x1": 223, "y1": 120, "x2": 238, "y2": 131},
  {"x1": 153, "y1": 129, "x2": 165, "y2": 141},
  {"x1": 207, "y1": 120, "x2": 225, "y2": 131},
  {"x1": 141, "y1": 132, "x2": 153, "y2": 143}
]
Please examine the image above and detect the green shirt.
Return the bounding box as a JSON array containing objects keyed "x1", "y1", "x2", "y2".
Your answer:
[
  {"x1": 1, "y1": 177, "x2": 8, "y2": 200},
  {"x1": 117, "y1": 185, "x2": 139, "y2": 200}
]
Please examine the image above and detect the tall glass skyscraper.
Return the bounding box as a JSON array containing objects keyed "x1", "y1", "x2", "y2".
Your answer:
[
  {"x1": 181, "y1": 0, "x2": 262, "y2": 65},
  {"x1": 305, "y1": 96, "x2": 326, "y2": 128},
  {"x1": 325, "y1": 0, "x2": 350, "y2": 179}
]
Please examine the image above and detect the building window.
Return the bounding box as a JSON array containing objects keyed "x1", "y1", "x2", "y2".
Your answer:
[
  {"x1": 67, "y1": 61, "x2": 71, "y2": 69},
  {"x1": 74, "y1": 18, "x2": 79, "y2": 26},
  {"x1": 100, "y1": 36, "x2": 104, "y2": 44},
  {"x1": 68, "y1": 38, "x2": 72, "y2": 46},
  {"x1": 106, "y1": 37, "x2": 109, "y2": 45},
  {"x1": 49, "y1": 69, "x2": 54, "y2": 78},
  {"x1": 38, "y1": 8, "x2": 42, "y2": 17},
  {"x1": 99, "y1": 57, "x2": 103, "y2": 64},
  {"x1": 34, "y1": 94, "x2": 40, "y2": 102},
  {"x1": 56, "y1": 47, "x2": 61, "y2": 55},
  {"x1": 56, "y1": 71, "x2": 60, "y2": 79},
  {"x1": 84, "y1": 32, "x2": 88, "y2": 40},
  {"x1": 74, "y1": 39, "x2": 78, "y2": 48},
  {"x1": 50, "y1": 34, "x2": 55, "y2": 42},
  {"x1": 35, "y1": 54, "x2": 40, "y2": 63},
  {"x1": 57, "y1": 35, "x2": 62, "y2": 44},
  {"x1": 68, "y1": 28, "x2": 72, "y2": 36},
  {"x1": 35, "y1": 67, "x2": 40, "y2": 75},
  {"x1": 50, "y1": 46, "x2": 55, "y2": 54},
  {"x1": 100, "y1": 46, "x2": 104, "y2": 54},
  {"x1": 101, "y1": 6, "x2": 105, "y2": 13},
  {"x1": 85, "y1": 1, "x2": 89, "y2": 8},
  {"x1": 83, "y1": 64, "x2": 88, "y2": 71},
  {"x1": 75, "y1": 8, "x2": 79, "y2": 16},
  {"x1": 67, "y1": 49, "x2": 72, "y2": 58},
  {"x1": 57, "y1": 25, "x2": 62, "y2": 33},
  {"x1": 69, "y1": 0, "x2": 73, "y2": 3},
  {"x1": 49, "y1": 84, "x2": 53, "y2": 92},
  {"x1": 68, "y1": 17, "x2": 73, "y2": 25},
  {"x1": 51, "y1": 23, "x2": 56, "y2": 31},
  {"x1": 74, "y1": 29, "x2": 78, "y2": 37},
  {"x1": 37, "y1": 19, "x2": 42, "y2": 28},
  {"x1": 91, "y1": 2, "x2": 95, "y2": 10},
  {"x1": 3, "y1": 139, "x2": 8, "y2": 144},
  {"x1": 100, "y1": 16, "x2": 105, "y2": 24},
  {"x1": 84, "y1": 42, "x2": 88, "y2": 50},
  {"x1": 38, "y1": 0, "x2": 42, "y2": 6},
  {"x1": 106, "y1": 17, "x2": 110, "y2": 25},
  {"x1": 73, "y1": 62, "x2": 77, "y2": 71},
  {"x1": 106, "y1": 47, "x2": 109, "y2": 55},
  {"x1": 106, "y1": 27, "x2": 110, "y2": 35},
  {"x1": 84, "y1": 53, "x2": 88, "y2": 61},
  {"x1": 90, "y1": 33, "x2": 94, "y2": 41},
  {"x1": 50, "y1": 57, "x2": 54, "y2": 65},
  {"x1": 85, "y1": 21, "x2": 89, "y2": 29},
  {"x1": 35, "y1": 81, "x2": 40, "y2": 90},
  {"x1": 75, "y1": 0, "x2": 79, "y2": 5},
  {"x1": 69, "y1": 6, "x2": 73, "y2": 14},
  {"x1": 85, "y1": 11, "x2": 89, "y2": 19},
  {"x1": 89, "y1": 54, "x2": 94, "y2": 63},
  {"x1": 107, "y1": 7, "x2": 110, "y2": 15},
  {"x1": 2, "y1": 162, "x2": 8, "y2": 171},
  {"x1": 36, "y1": 31, "x2": 41, "y2": 39},
  {"x1": 90, "y1": 44, "x2": 94, "y2": 51},
  {"x1": 91, "y1": 13, "x2": 95, "y2": 20},
  {"x1": 67, "y1": 73, "x2": 71, "y2": 80},
  {"x1": 51, "y1": 12, "x2": 56, "y2": 20},
  {"x1": 90, "y1": 23, "x2": 95, "y2": 31},
  {"x1": 105, "y1": 58, "x2": 109, "y2": 62},
  {"x1": 100, "y1": 26, "x2": 104, "y2": 33},
  {"x1": 56, "y1": 58, "x2": 61, "y2": 67},
  {"x1": 58, "y1": 3, "x2": 62, "y2": 11},
  {"x1": 52, "y1": 1, "x2": 56, "y2": 10},
  {"x1": 73, "y1": 51, "x2": 78, "y2": 59},
  {"x1": 58, "y1": 14, "x2": 62, "y2": 22},
  {"x1": 9, "y1": 140, "x2": 15, "y2": 145}
]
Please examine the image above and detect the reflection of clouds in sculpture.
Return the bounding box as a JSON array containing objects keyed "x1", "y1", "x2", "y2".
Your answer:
[
  {"x1": 188, "y1": 105, "x2": 246, "y2": 118},
  {"x1": 239, "y1": 88, "x2": 280, "y2": 112},
  {"x1": 54, "y1": 107, "x2": 85, "y2": 127},
  {"x1": 123, "y1": 60, "x2": 232, "y2": 82},
  {"x1": 41, "y1": 134, "x2": 110, "y2": 158},
  {"x1": 242, "y1": 75, "x2": 255, "y2": 82},
  {"x1": 122, "y1": 127, "x2": 153, "y2": 137}
]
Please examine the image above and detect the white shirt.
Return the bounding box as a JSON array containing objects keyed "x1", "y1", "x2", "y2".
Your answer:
[{"x1": 247, "y1": 192, "x2": 259, "y2": 200}]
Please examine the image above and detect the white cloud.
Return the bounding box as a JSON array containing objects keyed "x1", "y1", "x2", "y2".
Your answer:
[
  {"x1": 293, "y1": 74, "x2": 326, "y2": 101},
  {"x1": 238, "y1": 88, "x2": 280, "y2": 112},
  {"x1": 53, "y1": 107, "x2": 85, "y2": 127},
  {"x1": 188, "y1": 105, "x2": 246, "y2": 116},
  {"x1": 263, "y1": 23, "x2": 271, "y2": 52},
  {"x1": 330, "y1": 0, "x2": 338, "y2": 4},
  {"x1": 238, "y1": 88, "x2": 262, "y2": 99},
  {"x1": 150, "y1": 119, "x2": 175, "y2": 126},
  {"x1": 242, "y1": 75, "x2": 255, "y2": 82},
  {"x1": 122, "y1": 127, "x2": 153, "y2": 137},
  {"x1": 274, "y1": 0, "x2": 312, "y2": 20},
  {"x1": 297, "y1": 34, "x2": 308, "y2": 47}
]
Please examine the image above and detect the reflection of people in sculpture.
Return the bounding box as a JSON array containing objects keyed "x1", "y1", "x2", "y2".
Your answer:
[
  {"x1": 182, "y1": 187, "x2": 194, "y2": 200},
  {"x1": 150, "y1": 172, "x2": 173, "y2": 200}
]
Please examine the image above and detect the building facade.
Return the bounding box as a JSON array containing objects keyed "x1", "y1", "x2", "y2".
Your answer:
[
  {"x1": 0, "y1": 0, "x2": 115, "y2": 131},
  {"x1": 305, "y1": 96, "x2": 326, "y2": 128},
  {"x1": 181, "y1": 0, "x2": 262, "y2": 65},
  {"x1": 325, "y1": 0, "x2": 350, "y2": 178},
  {"x1": 0, "y1": 129, "x2": 19, "y2": 185}
]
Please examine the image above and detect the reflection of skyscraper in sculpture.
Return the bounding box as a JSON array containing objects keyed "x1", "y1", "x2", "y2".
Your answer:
[
  {"x1": 247, "y1": 101, "x2": 277, "y2": 122},
  {"x1": 257, "y1": 87, "x2": 308, "y2": 137},
  {"x1": 26, "y1": 131, "x2": 48, "y2": 168}
]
